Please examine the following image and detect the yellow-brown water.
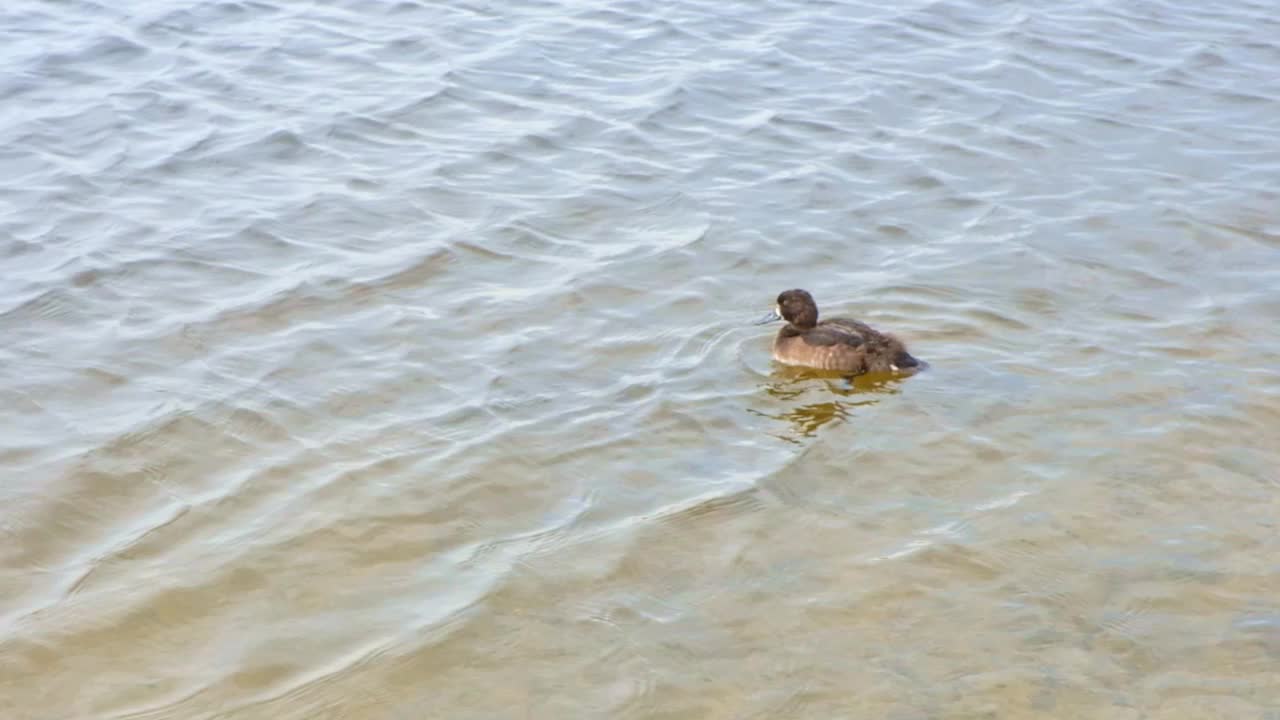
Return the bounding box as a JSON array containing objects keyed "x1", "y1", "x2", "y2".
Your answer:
[{"x1": 3, "y1": 1, "x2": 1279, "y2": 717}]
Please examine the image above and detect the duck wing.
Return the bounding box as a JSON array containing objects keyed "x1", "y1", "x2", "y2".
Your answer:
[
  {"x1": 821, "y1": 318, "x2": 920, "y2": 372},
  {"x1": 800, "y1": 324, "x2": 867, "y2": 347},
  {"x1": 820, "y1": 317, "x2": 880, "y2": 337}
]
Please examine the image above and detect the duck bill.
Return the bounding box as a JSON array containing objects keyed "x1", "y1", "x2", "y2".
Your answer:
[{"x1": 752, "y1": 309, "x2": 782, "y2": 325}]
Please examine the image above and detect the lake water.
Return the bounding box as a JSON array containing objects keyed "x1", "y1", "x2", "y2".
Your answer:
[{"x1": 2, "y1": 0, "x2": 1279, "y2": 718}]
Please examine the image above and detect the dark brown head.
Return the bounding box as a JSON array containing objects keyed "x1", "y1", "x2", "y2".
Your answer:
[
  {"x1": 754, "y1": 289, "x2": 820, "y2": 329},
  {"x1": 776, "y1": 289, "x2": 819, "y2": 328}
]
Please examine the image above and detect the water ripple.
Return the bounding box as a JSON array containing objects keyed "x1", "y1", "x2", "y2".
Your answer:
[{"x1": 3, "y1": 0, "x2": 1280, "y2": 717}]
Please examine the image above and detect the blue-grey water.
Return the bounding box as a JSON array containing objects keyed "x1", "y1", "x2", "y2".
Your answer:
[{"x1": 2, "y1": 0, "x2": 1279, "y2": 718}]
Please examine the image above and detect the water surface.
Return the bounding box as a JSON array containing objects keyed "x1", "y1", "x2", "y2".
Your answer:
[{"x1": 2, "y1": 0, "x2": 1279, "y2": 718}]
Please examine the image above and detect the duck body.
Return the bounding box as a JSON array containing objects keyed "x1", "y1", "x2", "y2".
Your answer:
[{"x1": 760, "y1": 289, "x2": 921, "y2": 374}]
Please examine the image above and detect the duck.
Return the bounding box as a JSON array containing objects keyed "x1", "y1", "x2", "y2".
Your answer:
[{"x1": 755, "y1": 289, "x2": 921, "y2": 374}]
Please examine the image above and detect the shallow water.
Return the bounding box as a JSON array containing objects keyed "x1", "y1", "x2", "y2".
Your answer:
[{"x1": 3, "y1": 0, "x2": 1280, "y2": 717}]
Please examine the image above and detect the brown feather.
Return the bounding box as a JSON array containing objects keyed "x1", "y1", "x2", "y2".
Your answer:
[{"x1": 769, "y1": 289, "x2": 920, "y2": 374}]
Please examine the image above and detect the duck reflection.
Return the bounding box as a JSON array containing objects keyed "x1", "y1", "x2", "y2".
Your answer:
[{"x1": 751, "y1": 366, "x2": 905, "y2": 443}]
